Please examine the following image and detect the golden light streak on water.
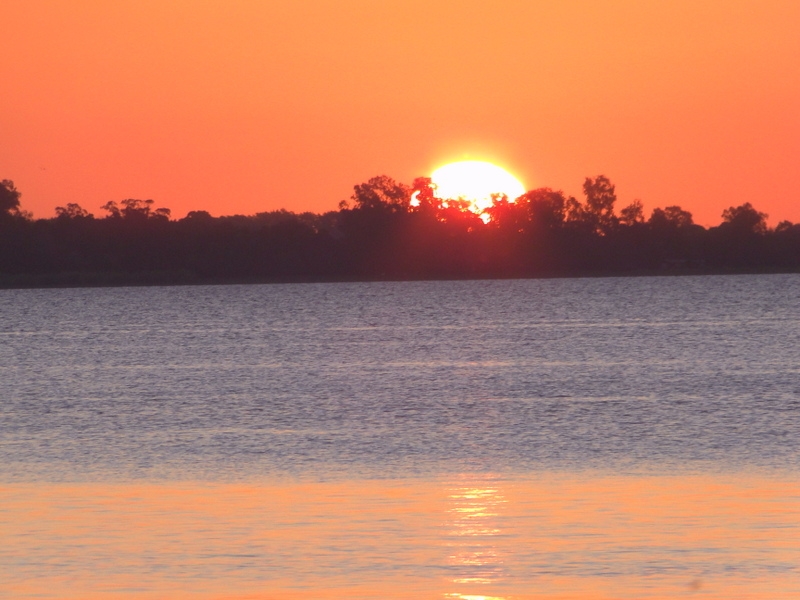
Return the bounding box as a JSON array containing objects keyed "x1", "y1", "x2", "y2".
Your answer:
[
  {"x1": 445, "y1": 475, "x2": 509, "y2": 599},
  {"x1": 1, "y1": 473, "x2": 798, "y2": 599}
]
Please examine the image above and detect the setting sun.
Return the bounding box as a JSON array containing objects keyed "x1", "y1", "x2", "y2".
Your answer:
[{"x1": 430, "y1": 161, "x2": 526, "y2": 212}]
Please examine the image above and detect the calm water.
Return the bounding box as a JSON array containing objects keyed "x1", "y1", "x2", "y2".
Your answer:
[{"x1": 1, "y1": 275, "x2": 799, "y2": 598}]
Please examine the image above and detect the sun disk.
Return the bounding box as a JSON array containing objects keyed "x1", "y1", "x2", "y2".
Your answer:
[{"x1": 430, "y1": 161, "x2": 526, "y2": 212}]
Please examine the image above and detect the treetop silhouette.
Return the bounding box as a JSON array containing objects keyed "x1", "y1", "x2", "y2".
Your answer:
[
  {"x1": 0, "y1": 179, "x2": 22, "y2": 219},
  {"x1": 1, "y1": 174, "x2": 797, "y2": 286}
]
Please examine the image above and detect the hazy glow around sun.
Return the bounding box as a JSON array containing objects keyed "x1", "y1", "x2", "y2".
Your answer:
[{"x1": 430, "y1": 161, "x2": 526, "y2": 211}]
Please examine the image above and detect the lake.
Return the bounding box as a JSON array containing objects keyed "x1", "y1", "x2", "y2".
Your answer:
[{"x1": 1, "y1": 275, "x2": 799, "y2": 598}]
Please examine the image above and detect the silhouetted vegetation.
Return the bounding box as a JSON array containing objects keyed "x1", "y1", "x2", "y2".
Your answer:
[
  {"x1": 1, "y1": 175, "x2": 799, "y2": 287},
  {"x1": 0, "y1": 180, "x2": 23, "y2": 220}
]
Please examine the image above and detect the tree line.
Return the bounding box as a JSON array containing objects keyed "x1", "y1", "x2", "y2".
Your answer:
[{"x1": 1, "y1": 175, "x2": 799, "y2": 286}]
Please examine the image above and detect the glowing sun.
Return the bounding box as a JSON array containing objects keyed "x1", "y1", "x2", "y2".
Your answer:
[{"x1": 430, "y1": 160, "x2": 526, "y2": 212}]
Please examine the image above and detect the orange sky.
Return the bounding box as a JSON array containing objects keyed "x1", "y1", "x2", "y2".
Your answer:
[{"x1": 3, "y1": 0, "x2": 799, "y2": 225}]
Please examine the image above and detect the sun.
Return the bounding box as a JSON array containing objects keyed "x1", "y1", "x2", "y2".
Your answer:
[{"x1": 430, "y1": 160, "x2": 526, "y2": 212}]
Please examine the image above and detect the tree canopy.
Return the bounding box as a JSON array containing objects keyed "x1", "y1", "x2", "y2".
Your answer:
[
  {"x1": 0, "y1": 180, "x2": 21, "y2": 217},
  {"x1": 1, "y1": 174, "x2": 798, "y2": 287}
]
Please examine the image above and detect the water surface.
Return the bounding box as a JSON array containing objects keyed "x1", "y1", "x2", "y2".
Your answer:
[{"x1": 1, "y1": 275, "x2": 799, "y2": 598}]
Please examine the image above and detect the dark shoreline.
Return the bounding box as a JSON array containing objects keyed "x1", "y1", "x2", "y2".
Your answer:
[
  {"x1": 3, "y1": 177, "x2": 799, "y2": 290},
  {"x1": 2, "y1": 267, "x2": 798, "y2": 290}
]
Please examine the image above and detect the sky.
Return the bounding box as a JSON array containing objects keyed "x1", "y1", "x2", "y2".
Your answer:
[{"x1": 2, "y1": 0, "x2": 799, "y2": 225}]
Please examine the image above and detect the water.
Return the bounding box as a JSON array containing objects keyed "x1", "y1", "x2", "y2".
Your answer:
[{"x1": 1, "y1": 275, "x2": 799, "y2": 598}]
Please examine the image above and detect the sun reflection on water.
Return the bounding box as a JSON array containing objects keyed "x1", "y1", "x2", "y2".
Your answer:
[
  {"x1": 444, "y1": 475, "x2": 508, "y2": 599},
  {"x1": 444, "y1": 594, "x2": 506, "y2": 600}
]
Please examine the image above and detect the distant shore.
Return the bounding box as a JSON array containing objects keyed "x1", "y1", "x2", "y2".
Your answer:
[
  {"x1": 2, "y1": 267, "x2": 798, "y2": 290},
  {"x1": 3, "y1": 176, "x2": 799, "y2": 290}
]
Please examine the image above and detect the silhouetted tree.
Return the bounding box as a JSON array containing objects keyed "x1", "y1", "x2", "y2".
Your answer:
[
  {"x1": 55, "y1": 203, "x2": 93, "y2": 219},
  {"x1": 485, "y1": 188, "x2": 568, "y2": 234},
  {"x1": 582, "y1": 175, "x2": 618, "y2": 234},
  {"x1": 3, "y1": 172, "x2": 799, "y2": 287},
  {"x1": 184, "y1": 210, "x2": 214, "y2": 221},
  {"x1": 0, "y1": 180, "x2": 21, "y2": 218},
  {"x1": 101, "y1": 198, "x2": 170, "y2": 220},
  {"x1": 410, "y1": 176, "x2": 442, "y2": 215},
  {"x1": 483, "y1": 193, "x2": 518, "y2": 228},
  {"x1": 121, "y1": 198, "x2": 153, "y2": 220},
  {"x1": 564, "y1": 195, "x2": 585, "y2": 225},
  {"x1": 640, "y1": 205, "x2": 702, "y2": 270},
  {"x1": 151, "y1": 207, "x2": 171, "y2": 221},
  {"x1": 521, "y1": 188, "x2": 568, "y2": 230},
  {"x1": 703, "y1": 203, "x2": 770, "y2": 268},
  {"x1": 649, "y1": 206, "x2": 694, "y2": 229},
  {"x1": 351, "y1": 175, "x2": 410, "y2": 213},
  {"x1": 721, "y1": 202, "x2": 768, "y2": 234},
  {"x1": 619, "y1": 200, "x2": 645, "y2": 226},
  {"x1": 100, "y1": 201, "x2": 122, "y2": 218}
]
